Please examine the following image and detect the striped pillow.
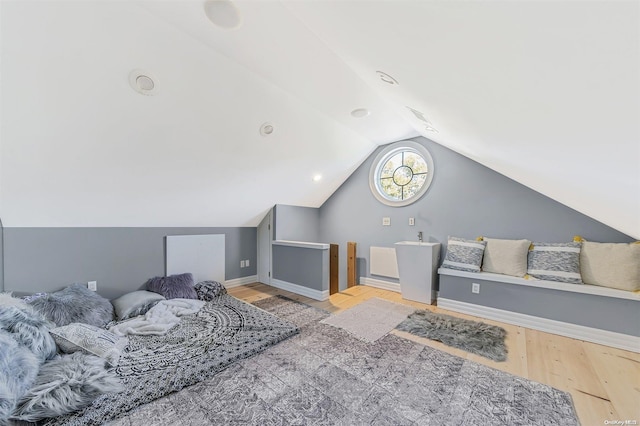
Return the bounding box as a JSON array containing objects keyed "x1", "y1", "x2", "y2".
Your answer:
[
  {"x1": 527, "y1": 242, "x2": 583, "y2": 284},
  {"x1": 442, "y1": 237, "x2": 487, "y2": 273}
]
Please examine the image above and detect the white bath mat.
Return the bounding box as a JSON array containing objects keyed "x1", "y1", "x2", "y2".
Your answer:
[{"x1": 320, "y1": 297, "x2": 415, "y2": 342}]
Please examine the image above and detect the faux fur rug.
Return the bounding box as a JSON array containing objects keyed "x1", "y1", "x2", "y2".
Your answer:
[
  {"x1": 108, "y1": 295, "x2": 578, "y2": 426},
  {"x1": 320, "y1": 298, "x2": 415, "y2": 342},
  {"x1": 396, "y1": 310, "x2": 508, "y2": 361}
]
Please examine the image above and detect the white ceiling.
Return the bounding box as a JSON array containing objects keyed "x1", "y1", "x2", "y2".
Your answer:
[{"x1": 1, "y1": 1, "x2": 638, "y2": 237}]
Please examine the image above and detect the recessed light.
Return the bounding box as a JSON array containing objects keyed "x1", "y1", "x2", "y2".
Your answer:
[
  {"x1": 312, "y1": 175, "x2": 322, "y2": 182},
  {"x1": 376, "y1": 71, "x2": 399, "y2": 85},
  {"x1": 259, "y1": 122, "x2": 275, "y2": 136},
  {"x1": 128, "y1": 69, "x2": 158, "y2": 95},
  {"x1": 350, "y1": 108, "x2": 370, "y2": 118},
  {"x1": 204, "y1": 0, "x2": 242, "y2": 30}
]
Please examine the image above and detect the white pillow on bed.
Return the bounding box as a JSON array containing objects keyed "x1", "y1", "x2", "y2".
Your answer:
[{"x1": 50, "y1": 323, "x2": 127, "y2": 367}]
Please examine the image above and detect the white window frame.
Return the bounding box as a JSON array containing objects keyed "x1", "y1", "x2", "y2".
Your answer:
[{"x1": 368, "y1": 141, "x2": 435, "y2": 207}]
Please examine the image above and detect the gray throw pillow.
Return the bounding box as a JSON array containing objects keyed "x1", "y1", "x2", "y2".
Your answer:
[
  {"x1": 29, "y1": 284, "x2": 114, "y2": 328},
  {"x1": 111, "y1": 290, "x2": 166, "y2": 320},
  {"x1": 441, "y1": 237, "x2": 487, "y2": 273},
  {"x1": 145, "y1": 273, "x2": 197, "y2": 299},
  {"x1": 527, "y1": 242, "x2": 583, "y2": 284},
  {"x1": 50, "y1": 323, "x2": 127, "y2": 367},
  {"x1": 0, "y1": 331, "x2": 40, "y2": 424},
  {"x1": 194, "y1": 280, "x2": 227, "y2": 301},
  {"x1": 0, "y1": 294, "x2": 57, "y2": 363},
  {"x1": 11, "y1": 352, "x2": 123, "y2": 422}
]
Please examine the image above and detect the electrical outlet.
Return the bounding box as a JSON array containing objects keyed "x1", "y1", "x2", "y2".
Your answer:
[
  {"x1": 245, "y1": 259, "x2": 250, "y2": 267},
  {"x1": 88, "y1": 281, "x2": 97, "y2": 291},
  {"x1": 472, "y1": 283, "x2": 480, "y2": 294},
  {"x1": 382, "y1": 217, "x2": 391, "y2": 226},
  {"x1": 408, "y1": 217, "x2": 415, "y2": 226},
  {"x1": 240, "y1": 260, "x2": 246, "y2": 268}
]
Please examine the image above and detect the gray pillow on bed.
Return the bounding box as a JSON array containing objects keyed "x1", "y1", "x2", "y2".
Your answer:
[
  {"x1": 194, "y1": 280, "x2": 227, "y2": 301},
  {"x1": 145, "y1": 273, "x2": 197, "y2": 300},
  {"x1": 111, "y1": 290, "x2": 165, "y2": 320},
  {"x1": 0, "y1": 293, "x2": 57, "y2": 363},
  {"x1": 0, "y1": 331, "x2": 40, "y2": 424},
  {"x1": 11, "y1": 352, "x2": 122, "y2": 422},
  {"x1": 29, "y1": 284, "x2": 114, "y2": 328}
]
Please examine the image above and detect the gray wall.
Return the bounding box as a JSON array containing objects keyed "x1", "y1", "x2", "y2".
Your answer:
[
  {"x1": 3, "y1": 227, "x2": 256, "y2": 299},
  {"x1": 319, "y1": 136, "x2": 633, "y2": 290},
  {"x1": 274, "y1": 204, "x2": 320, "y2": 242},
  {"x1": 439, "y1": 274, "x2": 640, "y2": 336},
  {"x1": 272, "y1": 244, "x2": 326, "y2": 291}
]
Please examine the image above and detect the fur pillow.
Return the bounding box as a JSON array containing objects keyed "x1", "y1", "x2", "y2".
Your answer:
[
  {"x1": 0, "y1": 294, "x2": 57, "y2": 363},
  {"x1": 29, "y1": 284, "x2": 114, "y2": 328},
  {"x1": 0, "y1": 331, "x2": 40, "y2": 424},
  {"x1": 11, "y1": 352, "x2": 123, "y2": 422},
  {"x1": 145, "y1": 273, "x2": 197, "y2": 299},
  {"x1": 194, "y1": 280, "x2": 227, "y2": 301}
]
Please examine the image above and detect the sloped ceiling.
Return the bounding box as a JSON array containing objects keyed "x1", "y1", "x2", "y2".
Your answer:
[{"x1": 1, "y1": 1, "x2": 638, "y2": 238}]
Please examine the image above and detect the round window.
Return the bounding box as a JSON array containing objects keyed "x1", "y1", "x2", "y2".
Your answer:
[{"x1": 369, "y1": 141, "x2": 434, "y2": 207}]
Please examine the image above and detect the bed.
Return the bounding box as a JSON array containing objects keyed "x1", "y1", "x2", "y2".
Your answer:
[{"x1": 1, "y1": 286, "x2": 298, "y2": 426}]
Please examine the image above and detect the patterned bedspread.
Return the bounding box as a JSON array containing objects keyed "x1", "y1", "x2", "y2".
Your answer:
[{"x1": 42, "y1": 295, "x2": 299, "y2": 426}]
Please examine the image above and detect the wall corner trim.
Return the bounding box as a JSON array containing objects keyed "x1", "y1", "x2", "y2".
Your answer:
[
  {"x1": 359, "y1": 277, "x2": 401, "y2": 293},
  {"x1": 270, "y1": 278, "x2": 329, "y2": 301},
  {"x1": 438, "y1": 297, "x2": 640, "y2": 353}
]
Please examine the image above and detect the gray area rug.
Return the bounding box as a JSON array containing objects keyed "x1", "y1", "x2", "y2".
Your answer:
[
  {"x1": 107, "y1": 295, "x2": 578, "y2": 426},
  {"x1": 396, "y1": 310, "x2": 508, "y2": 362},
  {"x1": 320, "y1": 298, "x2": 415, "y2": 342}
]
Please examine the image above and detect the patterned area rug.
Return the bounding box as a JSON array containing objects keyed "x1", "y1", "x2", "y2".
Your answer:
[
  {"x1": 107, "y1": 295, "x2": 579, "y2": 426},
  {"x1": 396, "y1": 310, "x2": 508, "y2": 361},
  {"x1": 320, "y1": 298, "x2": 415, "y2": 342}
]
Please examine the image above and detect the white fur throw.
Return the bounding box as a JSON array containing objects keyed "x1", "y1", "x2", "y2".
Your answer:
[
  {"x1": 0, "y1": 293, "x2": 57, "y2": 363},
  {"x1": 109, "y1": 298, "x2": 205, "y2": 336},
  {"x1": 0, "y1": 332, "x2": 40, "y2": 425},
  {"x1": 11, "y1": 353, "x2": 123, "y2": 422}
]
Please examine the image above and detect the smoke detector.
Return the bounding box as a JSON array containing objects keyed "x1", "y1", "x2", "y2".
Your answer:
[{"x1": 129, "y1": 70, "x2": 158, "y2": 96}]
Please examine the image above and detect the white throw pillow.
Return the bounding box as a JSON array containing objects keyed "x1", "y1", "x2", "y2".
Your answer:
[
  {"x1": 580, "y1": 241, "x2": 640, "y2": 291},
  {"x1": 50, "y1": 323, "x2": 127, "y2": 367},
  {"x1": 481, "y1": 238, "x2": 531, "y2": 277}
]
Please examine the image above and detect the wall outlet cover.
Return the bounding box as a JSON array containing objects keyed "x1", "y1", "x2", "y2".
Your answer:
[
  {"x1": 240, "y1": 260, "x2": 246, "y2": 268},
  {"x1": 382, "y1": 217, "x2": 391, "y2": 226},
  {"x1": 88, "y1": 281, "x2": 97, "y2": 291},
  {"x1": 409, "y1": 217, "x2": 415, "y2": 226},
  {"x1": 472, "y1": 283, "x2": 480, "y2": 294},
  {"x1": 245, "y1": 259, "x2": 250, "y2": 267}
]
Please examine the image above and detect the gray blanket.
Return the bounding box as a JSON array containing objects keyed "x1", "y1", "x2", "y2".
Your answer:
[{"x1": 42, "y1": 295, "x2": 299, "y2": 426}]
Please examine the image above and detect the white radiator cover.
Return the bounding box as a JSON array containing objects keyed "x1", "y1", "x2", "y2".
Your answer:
[{"x1": 369, "y1": 246, "x2": 399, "y2": 279}]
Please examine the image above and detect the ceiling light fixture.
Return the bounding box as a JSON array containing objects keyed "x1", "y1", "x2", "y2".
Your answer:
[
  {"x1": 350, "y1": 108, "x2": 370, "y2": 118},
  {"x1": 376, "y1": 71, "x2": 399, "y2": 85},
  {"x1": 128, "y1": 69, "x2": 158, "y2": 95},
  {"x1": 259, "y1": 122, "x2": 275, "y2": 136},
  {"x1": 204, "y1": 0, "x2": 242, "y2": 30},
  {"x1": 312, "y1": 175, "x2": 322, "y2": 182}
]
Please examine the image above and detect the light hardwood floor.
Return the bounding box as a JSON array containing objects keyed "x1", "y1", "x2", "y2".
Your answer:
[{"x1": 228, "y1": 283, "x2": 640, "y2": 426}]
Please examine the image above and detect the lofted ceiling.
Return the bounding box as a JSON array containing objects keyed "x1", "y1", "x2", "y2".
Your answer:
[{"x1": 1, "y1": 1, "x2": 638, "y2": 238}]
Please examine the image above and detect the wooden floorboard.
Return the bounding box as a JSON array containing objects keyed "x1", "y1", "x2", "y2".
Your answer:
[{"x1": 227, "y1": 283, "x2": 640, "y2": 425}]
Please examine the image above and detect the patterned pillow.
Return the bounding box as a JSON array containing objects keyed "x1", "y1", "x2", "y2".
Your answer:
[
  {"x1": 527, "y1": 242, "x2": 583, "y2": 284},
  {"x1": 441, "y1": 237, "x2": 487, "y2": 273},
  {"x1": 50, "y1": 323, "x2": 127, "y2": 367},
  {"x1": 146, "y1": 273, "x2": 197, "y2": 299},
  {"x1": 194, "y1": 280, "x2": 227, "y2": 301},
  {"x1": 111, "y1": 291, "x2": 165, "y2": 320}
]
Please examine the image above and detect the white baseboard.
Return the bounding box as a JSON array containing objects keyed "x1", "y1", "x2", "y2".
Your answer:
[
  {"x1": 359, "y1": 277, "x2": 401, "y2": 293},
  {"x1": 270, "y1": 279, "x2": 329, "y2": 301},
  {"x1": 438, "y1": 298, "x2": 640, "y2": 353},
  {"x1": 225, "y1": 275, "x2": 258, "y2": 288}
]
